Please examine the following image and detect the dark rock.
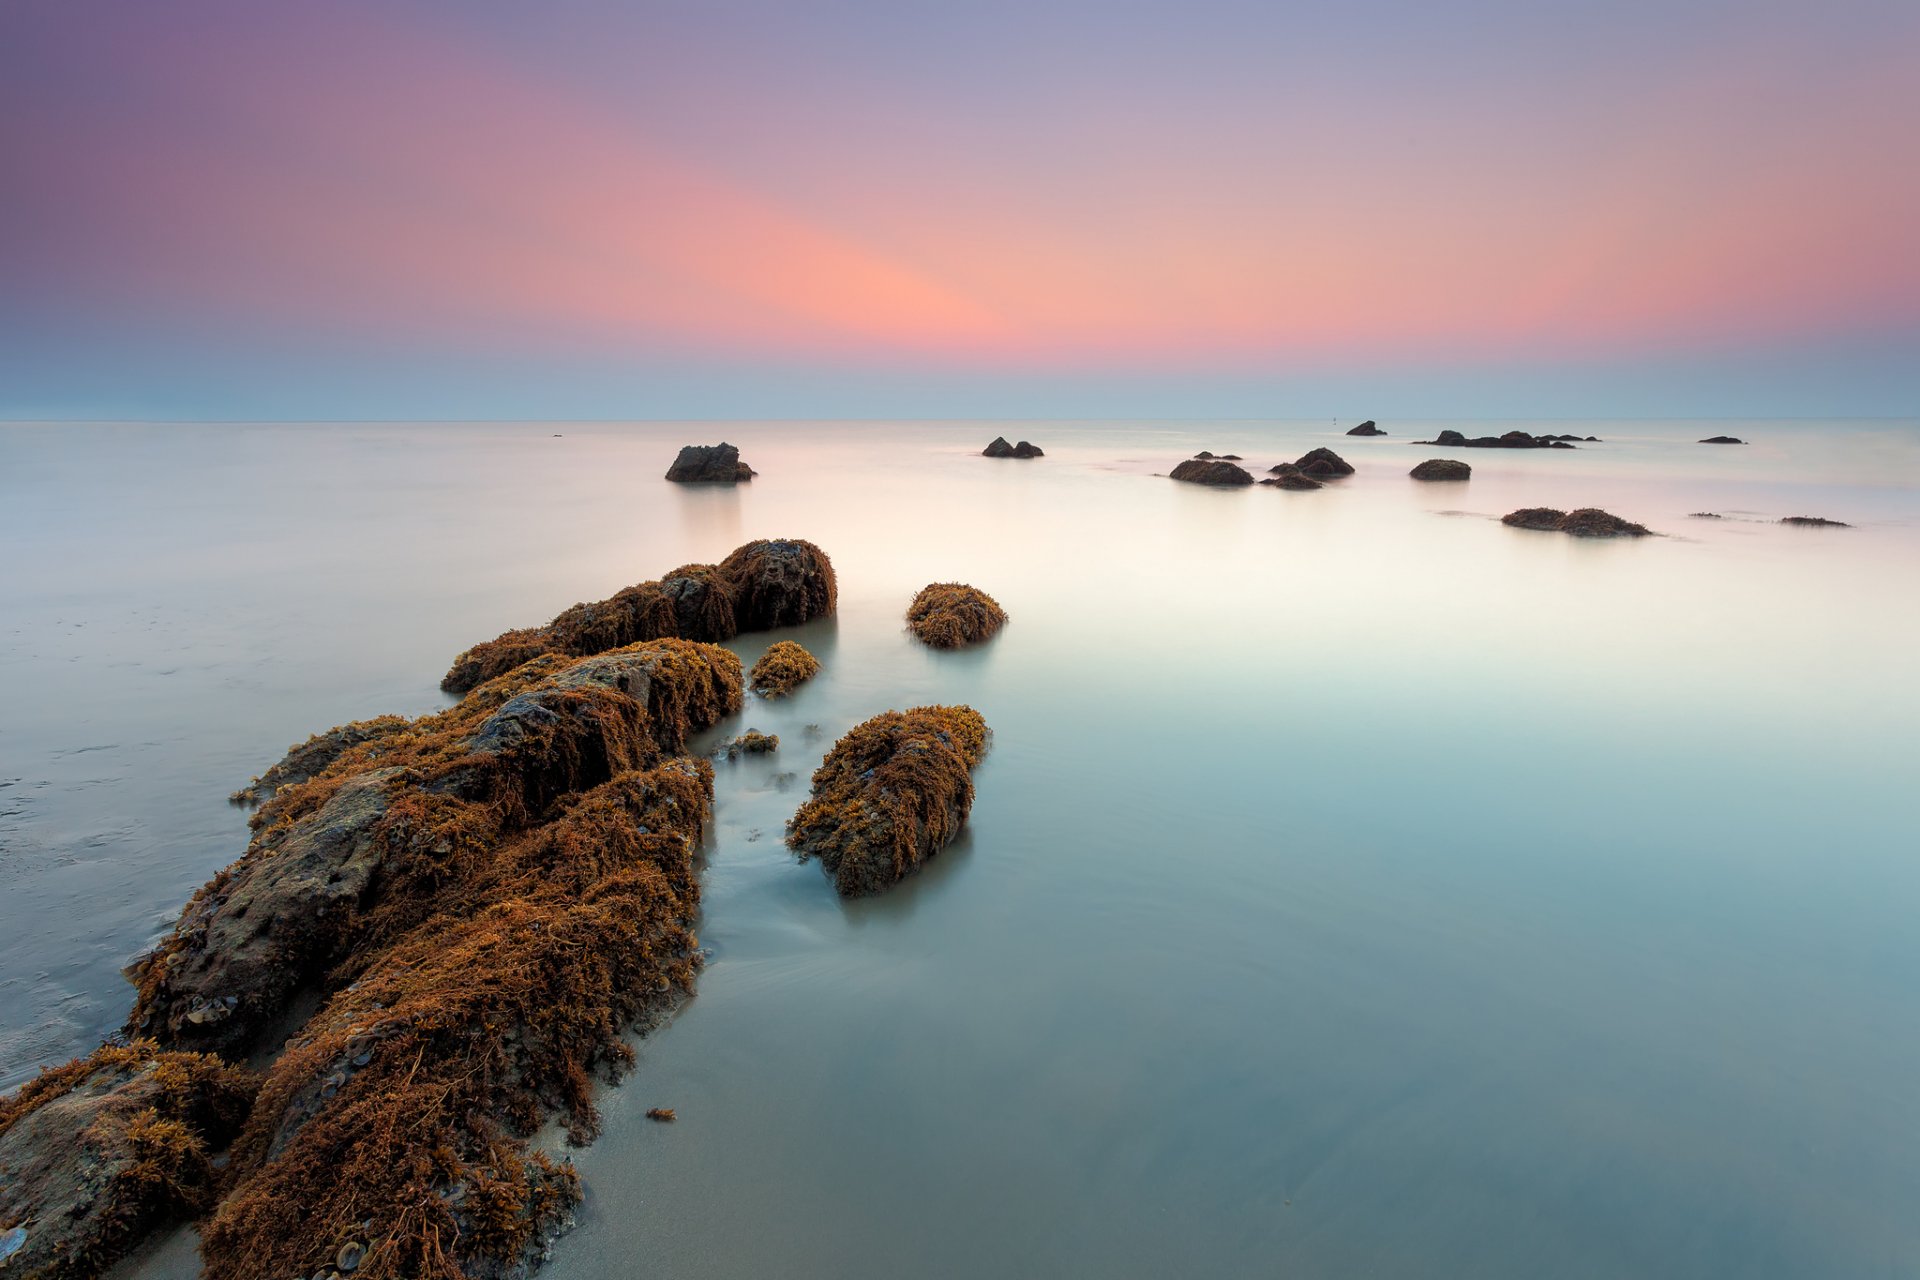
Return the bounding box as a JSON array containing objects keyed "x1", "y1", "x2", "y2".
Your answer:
[
  {"x1": 1170, "y1": 458, "x2": 1254, "y2": 486},
  {"x1": 1780, "y1": 515, "x2": 1851, "y2": 527},
  {"x1": 1409, "y1": 458, "x2": 1471, "y2": 481},
  {"x1": 1259, "y1": 473, "x2": 1323, "y2": 490},
  {"x1": 1218, "y1": 453, "x2": 1243, "y2": 461},
  {"x1": 788, "y1": 707, "x2": 988, "y2": 897},
  {"x1": 1418, "y1": 429, "x2": 1587, "y2": 449},
  {"x1": 1193, "y1": 451, "x2": 1217, "y2": 460},
  {"x1": 1502, "y1": 507, "x2": 1652, "y2": 537},
  {"x1": 982, "y1": 436, "x2": 1015, "y2": 457},
  {"x1": 1295, "y1": 447, "x2": 1354, "y2": 477},
  {"x1": 1699, "y1": 435, "x2": 1746, "y2": 444},
  {"x1": 716, "y1": 538, "x2": 838, "y2": 631},
  {"x1": 1345, "y1": 420, "x2": 1386, "y2": 436},
  {"x1": 1011, "y1": 440, "x2": 1044, "y2": 458},
  {"x1": 664, "y1": 442, "x2": 755, "y2": 483},
  {"x1": 1689, "y1": 512, "x2": 1724, "y2": 519},
  {"x1": 0, "y1": 1043, "x2": 257, "y2": 1280}
]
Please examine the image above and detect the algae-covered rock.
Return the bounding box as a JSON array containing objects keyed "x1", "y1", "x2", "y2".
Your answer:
[
  {"x1": 131, "y1": 642, "x2": 742, "y2": 1059},
  {"x1": 230, "y1": 716, "x2": 410, "y2": 807},
  {"x1": 749, "y1": 640, "x2": 821, "y2": 697},
  {"x1": 1502, "y1": 508, "x2": 1652, "y2": 537},
  {"x1": 721, "y1": 730, "x2": 778, "y2": 759},
  {"x1": 664, "y1": 442, "x2": 755, "y2": 482},
  {"x1": 0, "y1": 1042, "x2": 256, "y2": 1280},
  {"x1": 1261, "y1": 463, "x2": 1323, "y2": 490},
  {"x1": 1409, "y1": 458, "x2": 1471, "y2": 481},
  {"x1": 443, "y1": 539, "x2": 836, "y2": 694},
  {"x1": 1170, "y1": 458, "x2": 1254, "y2": 486},
  {"x1": 787, "y1": 707, "x2": 988, "y2": 897},
  {"x1": 716, "y1": 538, "x2": 837, "y2": 632},
  {"x1": 906, "y1": 583, "x2": 1007, "y2": 648},
  {"x1": 202, "y1": 758, "x2": 714, "y2": 1280}
]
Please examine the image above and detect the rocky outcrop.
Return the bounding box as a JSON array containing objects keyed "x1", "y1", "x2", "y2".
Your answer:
[
  {"x1": 0, "y1": 1042, "x2": 256, "y2": 1280},
  {"x1": 230, "y1": 716, "x2": 410, "y2": 807},
  {"x1": 442, "y1": 539, "x2": 836, "y2": 694},
  {"x1": 982, "y1": 437, "x2": 1044, "y2": 458},
  {"x1": 129, "y1": 643, "x2": 742, "y2": 1061},
  {"x1": 749, "y1": 640, "x2": 821, "y2": 697},
  {"x1": 1345, "y1": 421, "x2": 1386, "y2": 436},
  {"x1": 721, "y1": 730, "x2": 778, "y2": 758},
  {"x1": 1419, "y1": 430, "x2": 1590, "y2": 449},
  {"x1": 1502, "y1": 508, "x2": 1652, "y2": 537},
  {"x1": 1409, "y1": 459, "x2": 1471, "y2": 481},
  {"x1": 787, "y1": 707, "x2": 989, "y2": 897},
  {"x1": 1260, "y1": 464, "x2": 1322, "y2": 490},
  {"x1": 1699, "y1": 435, "x2": 1746, "y2": 444},
  {"x1": 1780, "y1": 515, "x2": 1850, "y2": 527},
  {"x1": 1170, "y1": 458, "x2": 1254, "y2": 486},
  {"x1": 906, "y1": 583, "x2": 1007, "y2": 648},
  {"x1": 664, "y1": 442, "x2": 755, "y2": 482},
  {"x1": 1294, "y1": 447, "x2": 1354, "y2": 478}
]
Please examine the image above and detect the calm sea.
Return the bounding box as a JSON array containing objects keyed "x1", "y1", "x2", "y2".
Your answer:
[{"x1": 2, "y1": 419, "x2": 1917, "y2": 1279}]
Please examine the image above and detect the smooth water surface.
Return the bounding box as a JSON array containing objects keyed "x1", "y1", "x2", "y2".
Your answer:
[{"x1": 2, "y1": 419, "x2": 1917, "y2": 1279}]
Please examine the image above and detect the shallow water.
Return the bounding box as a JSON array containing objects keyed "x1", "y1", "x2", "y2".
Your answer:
[{"x1": 3, "y1": 418, "x2": 1918, "y2": 1278}]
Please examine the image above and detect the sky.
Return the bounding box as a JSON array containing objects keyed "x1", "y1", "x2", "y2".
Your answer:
[{"x1": 2, "y1": 0, "x2": 1916, "y2": 420}]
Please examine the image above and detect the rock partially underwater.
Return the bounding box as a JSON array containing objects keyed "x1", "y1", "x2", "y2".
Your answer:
[
  {"x1": 230, "y1": 716, "x2": 410, "y2": 807},
  {"x1": 1345, "y1": 420, "x2": 1386, "y2": 436},
  {"x1": 1294, "y1": 447, "x2": 1354, "y2": 478},
  {"x1": 906, "y1": 583, "x2": 1007, "y2": 648},
  {"x1": 1780, "y1": 515, "x2": 1851, "y2": 527},
  {"x1": 1409, "y1": 459, "x2": 1472, "y2": 481},
  {"x1": 1419, "y1": 430, "x2": 1594, "y2": 449},
  {"x1": 0, "y1": 1043, "x2": 257, "y2": 1280},
  {"x1": 982, "y1": 436, "x2": 1043, "y2": 458},
  {"x1": 749, "y1": 640, "x2": 821, "y2": 697},
  {"x1": 1260, "y1": 464, "x2": 1322, "y2": 490},
  {"x1": 1699, "y1": 435, "x2": 1746, "y2": 444},
  {"x1": 787, "y1": 707, "x2": 989, "y2": 897},
  {"x1": 1170, "y1": 457, "x2": 1254, "y2": 486},
  {"x1": 1502, "y1": 508, "x2": 1652, "y2": 537},
  {"x1": 442, "y1": 539, "x2": 836, "y2": 694},
  {"x1": 664, "y1": 442, "x2": 755, "y2": 482}
]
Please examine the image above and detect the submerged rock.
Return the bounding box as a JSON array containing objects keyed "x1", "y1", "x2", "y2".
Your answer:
[
  {"x1": 749, "y1": 640, "x2": 821, "y2": 697},
  {"x1": 1294, "y1": 447, "x2": 1355, "y2": 477},
  {"x1": 0, "y1": 1042, "x2": 256, "y2": 1280},
  {"x1": 1780, "y1": 515, "x2": 1850, "y2": 527},
  {"x1": 664, "y1": 442, "x2": 755, "y2": 483},
  {"x1": 722, "y1": 730, "x2": 779, "y2": 758},
  {"x1": 787, "y1": 707, "x2": 989, "y2": 897},
  {"x1": 442, "y1": 539, "x2": 836, "y2": 694},
  {"x1": 1699, "y1": 435, "x2": 1746, "y2": 444},
  {"x1": 1502, "y1": 507, "x2": 1652, "y2": 537},
  {"x1": 1409, "y1": 458, "x2": 1472, "y2": 481},
  {"x1": 906, "y1": 583, "x2": 1007, "y2": 648},
  {"x1": 1170, "y1": 458, "x2": 1254, "y2": 486},
  {"x1": 982, "y1": 437, "x2": 1044, "y2": 458},
  {"x1": 1259, "y1": 465, "x2": 1323, "y2": 490},
  {"x1": 131, "y1": 642, "x2": 743, "y2": 1060},
  {"x1": 1345, "y1": 420, "x2": 1386, "y2": 436}
]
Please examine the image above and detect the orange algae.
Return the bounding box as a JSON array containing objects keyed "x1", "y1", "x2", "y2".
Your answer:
[
  {"x1": 906, "y1": 584, "x2": 1006, "y2": 649},
  {"x1": 787, "y1": 706, "x2": 989, "y2": 896},
  {"x1": 0, "y1": 1042, "x2": 256, "y2": 1279},
  {"x1": 442, "y1": 539, "x2": 835, "y2": 694},
  {"x1": 748, "y1": 640, "x2": 821, "y2": 697}
]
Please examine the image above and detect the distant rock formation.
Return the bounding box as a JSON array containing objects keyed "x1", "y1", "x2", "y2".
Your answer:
[
  {"x1": 1409, "y1": 459, "x2": 1471, "y2": 481},
  {"x1": 1171, "y1": 457, "x2": 1255, "y2": 486},
  {"x1": 1780, "y1": 515, "x2": 1851, "y2": 527},
  {"x1": 983, "y1": 436, "x2": 1044, "y2": 458},
  {"x1": 1698, "y1": 435, "x2": 1746, "y2": 444},
  {"x1": 1345, "y1": 420, "x2": 1386, "y2": 436},
  {"x1": 1501, "y1": 508, "x2": 1652, "y2": 537},
  {"x1": 665, "y1": 442, "x2": 756, "y2": 482},
  {"x1": 1419, "y1": 430, "x2": 1594, "y2": 449},
  {"x1": 787, "y1": 706, "x2": 989, "y2": 897}
]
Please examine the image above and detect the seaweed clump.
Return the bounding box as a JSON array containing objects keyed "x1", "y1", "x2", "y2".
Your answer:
[
  {"x1": 230, "y1": 715, "x2": 410, "y2": 806},
  {"x1": 128, "y1": 641, "x2": 743, "y2": 1060},
  {"x1": 721, "y1": 731, "x2": 779, "y2": 758},
  {"x1": 0, "y1": 1042, "x2": 257, "y2": 1279},
  {"x1": 749, "y1": 640, "x2": 821, "y2": 697},
  {"x1": 442, "y1": 539, "x2": 836, "y2": 694},
  {"x1": 906, "y1": 583, "x2": 1007, "y2": 649},
  {"x1": 201, "y1": 756, "x2": 715, "y2": 1280},
  {"x1": 1502, "y1": 508, "x2": 1652, "y2": 537},
  {"x1": 787, "y1": 706, "x2": 989, "y2": 897}
]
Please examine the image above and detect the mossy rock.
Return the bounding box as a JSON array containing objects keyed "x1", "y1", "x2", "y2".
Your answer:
[
  {"x1": 750, "y1": 641, "x2": 821, "y2": 697},
  {"x1": 906, "y1": 583, "x2": 1006, "y2": 648}
]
